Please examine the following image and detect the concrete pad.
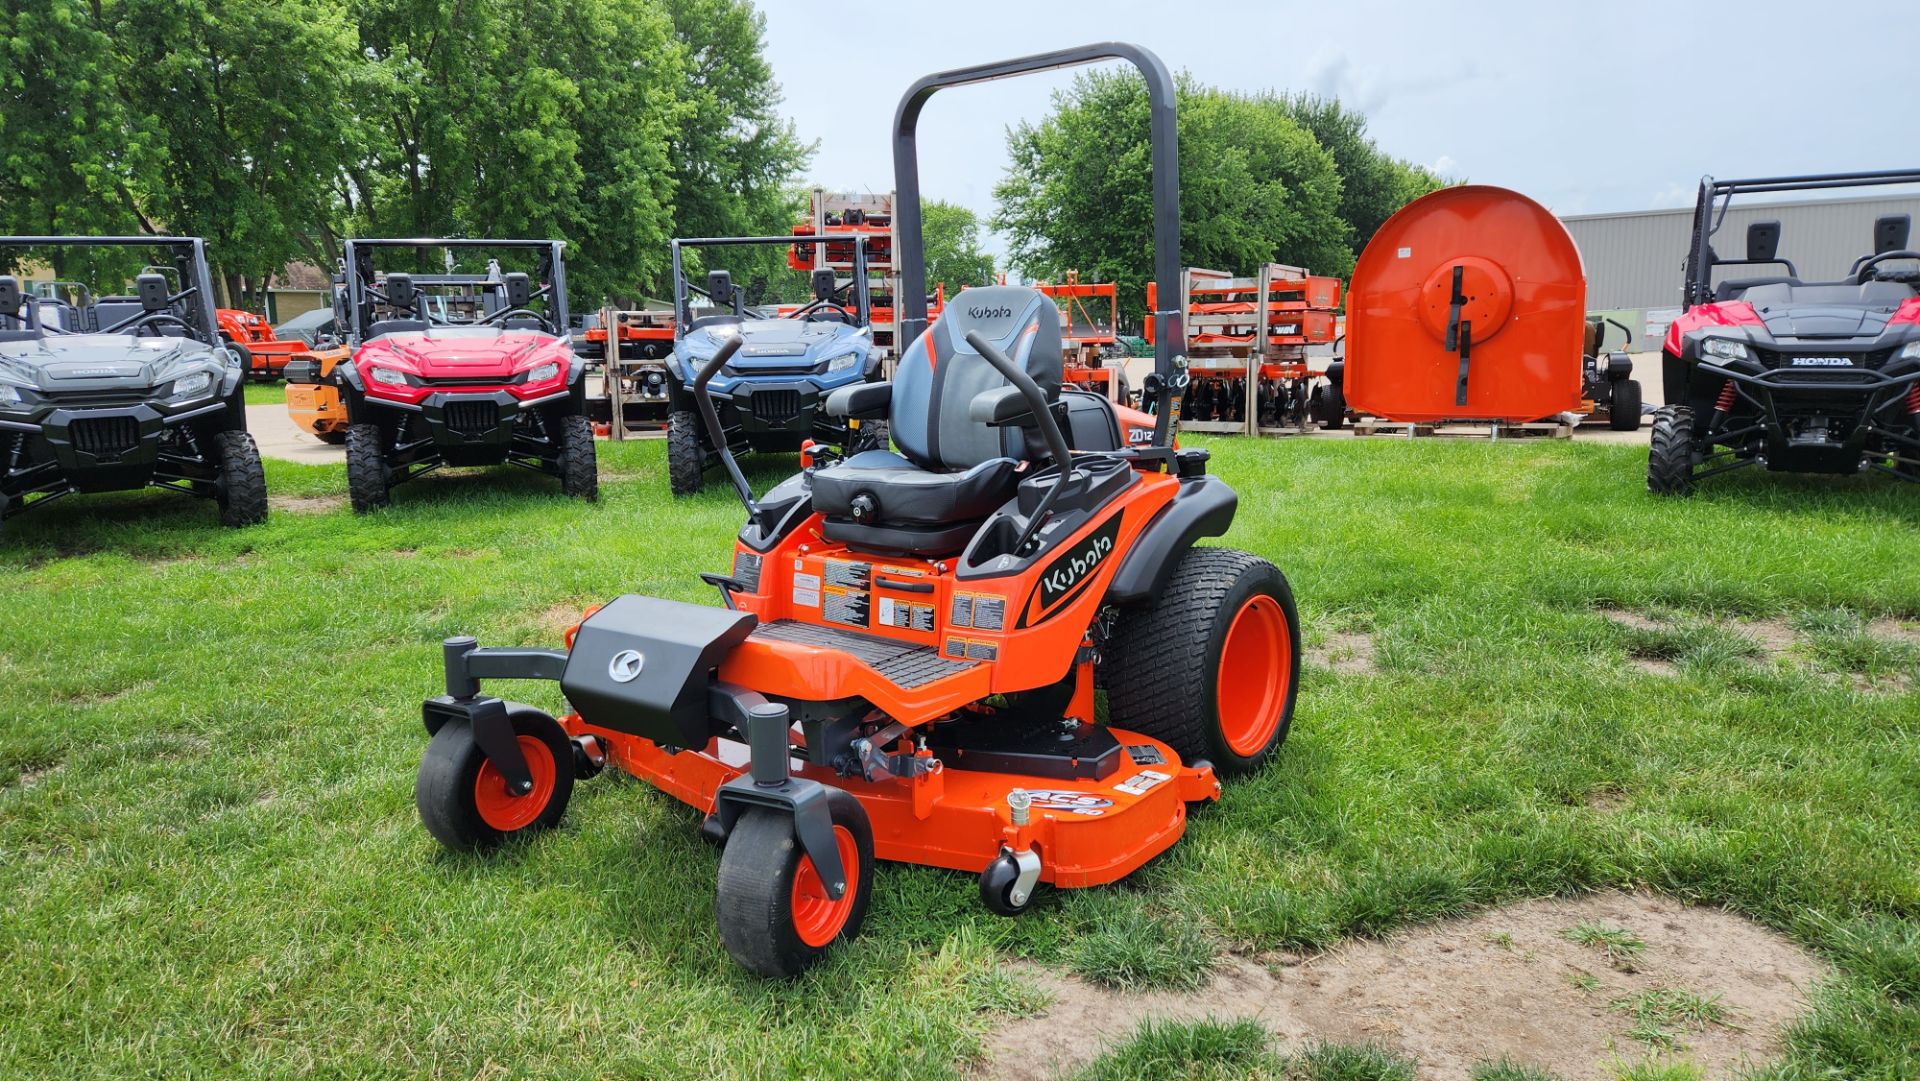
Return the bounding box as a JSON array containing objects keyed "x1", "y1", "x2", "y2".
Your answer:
[{"x1": 247, "y1": 404, "x2": 340, "y2": 465}]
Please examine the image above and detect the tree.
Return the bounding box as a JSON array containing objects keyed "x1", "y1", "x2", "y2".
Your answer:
[
  {"x1": 0, "y1": 0, "x2": 165, "y2": 283},
  {"x1": 921, "y1": 200, "x2": 994, "y2": 292},
  {"x1": 108, "y1": 0, "x2": 362, "y2": 307},
  {"x1": 1279, "y1": 94, "x2": 1446, "y2": 260},
  {"x1": 993, "y1": 71, "x2": 1349, "y2": 328}
]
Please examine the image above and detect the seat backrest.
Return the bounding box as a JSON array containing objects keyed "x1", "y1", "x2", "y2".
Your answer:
[
  {"x1": 890, "y1": 285, "x2": 1062, "y2": 472},
  {"x1": 92, "y1": 298, "x2": 145, "y2": 331},
  {"x1": 367, "y1": 318, "x2": 429, "y2": 339}
]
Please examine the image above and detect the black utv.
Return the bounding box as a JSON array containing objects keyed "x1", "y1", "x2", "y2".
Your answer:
[
  {"x1": 1650, "y1": 171, "x2": 1920, "y2": 493},
  {"x1": 0, "y1": 236, "x2": 267, "y2": 535}
]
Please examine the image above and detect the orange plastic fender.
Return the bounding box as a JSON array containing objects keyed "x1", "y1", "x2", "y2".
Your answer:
[{"x1": 1345, "y1": 185, "x2": 1586, "y2": 423}]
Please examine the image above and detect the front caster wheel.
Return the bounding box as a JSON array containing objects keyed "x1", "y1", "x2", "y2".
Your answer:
[
  {"x1": 415, "y1": 704, "x2": 574, "y2": 852},
  {"x1": 716, "y1": 790, "x2": 873, "y2": 978},
  {"x1": 979, "y1": 846, "x2": 1043, "y2": 916}
]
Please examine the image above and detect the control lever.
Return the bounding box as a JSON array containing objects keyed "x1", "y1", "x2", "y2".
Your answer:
[{"x1": 964, "y1": 329, "x2": 1077, "y2": 554}]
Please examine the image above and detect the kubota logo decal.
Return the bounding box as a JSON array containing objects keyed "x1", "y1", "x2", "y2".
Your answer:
[
  {"x1": 607, "y1": 649, "x2": 645, "y2": 683},
  {"x1": 1021, "y1": 514, "x2": 1123, "y2": 627},
  {"x1": 966, "y1": 304, "x2": 1012, "y2": 319}
]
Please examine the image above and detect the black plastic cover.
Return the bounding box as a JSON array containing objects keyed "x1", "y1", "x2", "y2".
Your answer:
[{"x1": 560, "y1": 594, "x2": 757, "y2": 747}]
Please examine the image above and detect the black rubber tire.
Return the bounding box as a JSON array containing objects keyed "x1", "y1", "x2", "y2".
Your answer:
[
  {"x1": 1608, "y1": 378, "x2": 1643, "y2": 431},
  {"x1": 226, "y1": 339, "x2": 258, "y2": 381},
  {"x1": 212, "y1": 430, "x2": 269, "y2": 527},
  {"x1": 345, "y1": 423, "x2": 391, "y2": 513},
  {"x1": 1647, "y1": 405, "x2": 1696, "y2": 496},
  {"x1": 315, "y1": 429, "x2": 347, "y2": 446},
  {"x1": 415, "y1": 704, "x2": 574, "y2": 852},
  {"x1": 978, "y1": 850, "x2": 1041, "y2": 917},
  {"x1": 555, "y1": 413, "x2": 599, "y2": 501},
  {"x1": 716, "y1": 789, "x2": 874, "y2": 979},
  {"x1": 667, "y1": 408, "x2": 706, "y2": 495},
  {"x1": 1322, "y1": 381, "x2": 1346, "y2": 430},
  {"x1": 1100, "y1": 546, "x2": 1301, "y2": 775},
  {"x1": 848, "y1": 417, "x2": 889, "y2": 454}
]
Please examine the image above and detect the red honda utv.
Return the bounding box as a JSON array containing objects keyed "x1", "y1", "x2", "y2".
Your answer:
[{"x1": 318, "y1": 239, "x2": 596, "y2": 512}]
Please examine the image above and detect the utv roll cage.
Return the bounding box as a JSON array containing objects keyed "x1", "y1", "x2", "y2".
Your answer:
[
  {"x1": 0, "y1": 236, "x2": 219, "y2": 342},
  {"x1": 1683, "y1": 170, "x2": 1920, "y2": 308},
  {"x1": 668, "y1": 234, "x2": 873, "y2": 334},
  {"x1": 340, "y1": 239, "x2": 570, "y2": 344}
]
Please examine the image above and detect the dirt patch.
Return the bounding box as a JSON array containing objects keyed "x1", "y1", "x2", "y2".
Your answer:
[
  {"x1": 1600, "y1": 607, "x2": 1665, "y2": 633},
  {"x1": 535, "y1": 602, "x2": 592, "y2": 638},
  {"x1": 1851, "y1": 670, "x2": 1914, "y2": 696},
  {"x1": 978, "y1": 891, "x2": 1822, "y2": 1081},
  {"x1": 1627, "y1": 652, "x2": 1679, "y2": 678},
  {"x1": 1732, "y1": 617, "x2": 1797, "y2": 659},
  {"x1": 6, "y1": 762, "x2": 64, "y2": 791},
  {"x1": 269, "y1": 493, "x2": 346, "y2": 514},
  {"x1": 1309, "y1": 631, "x2": 1378, "y2": 675},
  {"x1": 1869, "y1": 617, "x2": 1920, "y2": 648}
]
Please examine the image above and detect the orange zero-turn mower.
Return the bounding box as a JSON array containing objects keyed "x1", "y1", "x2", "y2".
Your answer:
[
  {"x1": 1344, "y1": 185, "x2": 1587, "y2": 423},
  {"x1": 409, "y1": 43, "x2": 1302, "y2": 979}
]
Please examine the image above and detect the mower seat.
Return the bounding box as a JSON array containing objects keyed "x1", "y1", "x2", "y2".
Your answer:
[
  {"x1": 368, "y1": 318, "x2": 428, "y2": 338},
  {"x1": 811, "y1": 285, "x2": 1063, "y2": 555}
]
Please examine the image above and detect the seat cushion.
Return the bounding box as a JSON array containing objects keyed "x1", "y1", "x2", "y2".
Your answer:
[{"x1": 811, "y1": 449, "x2": 1019, "y2": 526}]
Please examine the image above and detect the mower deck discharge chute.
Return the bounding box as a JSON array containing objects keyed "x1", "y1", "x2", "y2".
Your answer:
[
  {"x1": 1344, "y1": 185, "x2": 1588, "y2": 424},
  {"x1": 411, "y1": 43, "x2": 1302, "y2": 978},
  {"x1": 1650, "y1": 170, "x2": 1920, "y2": 492},
  {"x1": 0, "y1": 236, "x2": 268, "y2": 534},
  {"x1": 284, "y1": 239, "x2": 597, "y2": 511}
]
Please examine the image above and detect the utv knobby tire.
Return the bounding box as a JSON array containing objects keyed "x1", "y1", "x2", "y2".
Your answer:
[
  {"x1": 1608, "y1": 378, "x2": 1643, "y2": 431},
  {"x1": 667, "y1": 408, "x2": 706, "y2": 495},
  {"x1": 848, "y1": 418, "x2": 889, "y2": 454},
  {"x1": 345, "y1": 423, "x2": 391, "y2": 513},
  {"x1": 1101, "y1": 546, "x2": 1301, "y2": 774},
  {"x1": 556, "y1": 413, "x2": 599, "y2": 501},
  {"x1": 1647, "y1": 405, "x2": 1696, "y2": 496},
  {"x1": 416, "y1": 704, "x2": 573, "y2": 852},
  {"x1": 213, "y1": 431, "x2": 269, "y2": 527},
  {"x1": 716, "y1": 790, "x2": 874, "y2": 979}
]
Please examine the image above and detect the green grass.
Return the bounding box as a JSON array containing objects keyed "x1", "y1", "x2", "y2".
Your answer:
[
  {"x1": 3, "y1": 436, "x2": 1920, "y2": 1077},
  {"x1": 1562, "y1": 921, "x2": 1648, "y2": 969},
  {"x1": 1608, "y1": 987, "x2": 1733, "y2": 1049},
  {"x1": 241, "y1": 380, "x2": 286, "y2": 406}
]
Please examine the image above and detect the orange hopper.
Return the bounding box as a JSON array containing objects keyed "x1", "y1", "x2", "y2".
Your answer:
[{"x1": 1345, "y1": 185, "x2": 1585, "y2": 423}]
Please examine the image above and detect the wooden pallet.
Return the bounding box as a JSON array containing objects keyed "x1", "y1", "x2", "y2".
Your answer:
[{"x1": 1350, "y1": 417, "x2": 1573, "y2": 440}]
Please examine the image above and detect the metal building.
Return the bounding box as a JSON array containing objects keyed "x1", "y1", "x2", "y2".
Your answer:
[{"x1": 1562, "y1": 193, "x2": 1920, "y2": 313}]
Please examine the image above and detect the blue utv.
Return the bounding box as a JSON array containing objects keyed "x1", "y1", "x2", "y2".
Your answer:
[{"x1": 665, "y1": 235, "x2": 885, "y2": 494}]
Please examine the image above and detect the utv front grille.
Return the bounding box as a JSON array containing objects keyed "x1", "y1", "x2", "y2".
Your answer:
[
  {"x1": 750, "y1": 389, "x2": 801, "y2": 423},
  {"x1": 69, "y1": 415, "x2": 141, "y2": 454},
  {"x1": 443, "y1": 399, "x2": 499, "y2": 435}
]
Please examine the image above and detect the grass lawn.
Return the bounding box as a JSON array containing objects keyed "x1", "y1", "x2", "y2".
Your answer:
[
  {"x1": 241, "y1": 381, "x2": 287, "y2": 406},
  {"x1": 2, "y1": 436, "x2": 1917, "y2": 1078}
]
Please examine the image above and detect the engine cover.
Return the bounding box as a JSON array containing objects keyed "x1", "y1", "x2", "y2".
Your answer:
[{"x1": 560, "y1": 594, "x2": 757, "y2": 747}]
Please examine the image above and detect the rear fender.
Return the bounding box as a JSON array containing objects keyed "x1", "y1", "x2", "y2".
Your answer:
[{"x1": 1103, "y1": 475, "x2": 1237, "y2": 605}]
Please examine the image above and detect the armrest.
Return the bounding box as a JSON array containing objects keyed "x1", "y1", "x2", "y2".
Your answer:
[
  {"x1": 969, "y1": 384, "x2": 1036, "y2": 426},
  {"x1": 826, "y1": 382, "x2": 891, "y2": 418}
]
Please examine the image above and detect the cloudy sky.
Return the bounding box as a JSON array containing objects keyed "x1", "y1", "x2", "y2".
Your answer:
[{"x1": 760, "y1": 0, "x2": 1891, "y2": 256}]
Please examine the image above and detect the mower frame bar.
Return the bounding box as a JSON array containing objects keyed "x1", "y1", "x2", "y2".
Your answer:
[
  {"x1": 1684, "y1": 169, "x2": 1920, "y2": 307},
  {"x1": 341, "y1": 239, "x2": 571, "y2": 342},
  {"x1": 0, "y1": 235, "x2": 219, "y2": 343},
  {"x1": 668, "y1": 235, "x2": 873, "y2": 333},
  {"x1": 890, "y1": 42, "x2": 1183, "y2": 448}
]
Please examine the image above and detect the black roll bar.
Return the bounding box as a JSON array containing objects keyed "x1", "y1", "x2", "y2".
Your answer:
[{"x1": 891, "y1": 43, "x2": 1183, "y2": 448}]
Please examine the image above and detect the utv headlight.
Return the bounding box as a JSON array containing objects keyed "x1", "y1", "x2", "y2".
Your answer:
[
  {"x1": 1900, "y1": 341, "x2": 1920, "y2": 361},
  {"x1": 524, "y1": 361, "x2": 561, "y2": 384},
  {"x1": 369, "y1": 365, "x2": 408, "y2": 387},
  {"x1": 167, "y1": 371, "x2": 214, "y2": 401},
  {"x1": 705, "y1": 324, "x2": 739, "y2": 341},
  {"x1": 822, "y1": 351, "x2": 860, "y2": 374},
  {"x1": 0, "y1": 384, "x2": 22, "y2": 407},
  {"x1": 1702, "y1": 339, "x2": 1749, "y2": 361}
]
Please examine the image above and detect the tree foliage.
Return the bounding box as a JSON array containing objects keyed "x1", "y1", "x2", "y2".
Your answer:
[
  {"x1": 922, "y1": 200, "x2": 995, "y2": 292},
  {"x1": 0, "y1": 0, "x2": 808, "y2": 309},
  {"x1": 1277, "y1": 94, "x2": 1446, "y2": 259},
  {"x1": 994, "y1": 70, "x2": 1442, "y2": 326}
]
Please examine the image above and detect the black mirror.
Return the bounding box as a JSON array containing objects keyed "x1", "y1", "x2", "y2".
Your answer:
[
  {"x1": 811, "y1": 269, "x2": 837, "y2": 303},
  {"x1": 384, "y1": 273, "x2": 416, "y2": 308},
  {"x1": 706, "y1": 270, "x2": 734, "y2": 307},
  {"x1": 1746, "y1": 220, "x2": 1781, "y2": 263},
  {"x1": 135, "y1": 272, "x2": 170, "y2": 311},
  {"x1": 502, "y1": 272, "x2": 532, "y2": 309},
  {"x1": 1874, "y1": 214, "x2": 1911, "y2": 255},
  {"x1": 0, "y1": 276, "x2": 20, "y2": 318}
]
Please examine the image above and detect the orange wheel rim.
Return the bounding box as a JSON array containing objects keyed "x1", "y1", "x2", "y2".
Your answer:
[
  {"x1": 790, "y1": 824, "x2": 859, "y2": 948},
  {"x1": 473, "y1": 735, "x2": 556, "y2": 832},
  {"x1": 1217, "y1": 594, "x2": 1289, "y2": 758}
]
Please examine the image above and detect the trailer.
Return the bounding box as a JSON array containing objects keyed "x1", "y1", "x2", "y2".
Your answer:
[{"x1": 585, "y1": 306, "x2": 676, "y2": 438}]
